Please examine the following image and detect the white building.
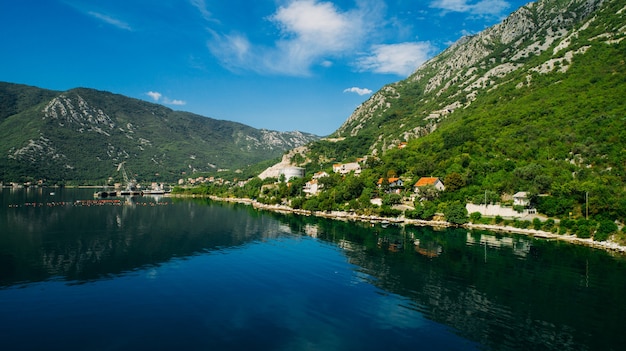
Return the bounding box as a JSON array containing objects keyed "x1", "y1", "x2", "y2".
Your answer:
[
  {"x1": 332, "y1": 163, "x2": 361, "y2": 175},
  {"x1": 279, "y1": 167, "x2": 305, "y2": 181},
  {"x1": 513, "y1": 192, "x2": 530, "y2": 206},
  {"x1": 303, "y1": 179, "x2": 322, "y2": 195}
]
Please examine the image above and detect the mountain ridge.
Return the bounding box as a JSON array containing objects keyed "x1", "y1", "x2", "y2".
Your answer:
[
  {"x1": 333, "y1": 0, "x2": 619, "y2": 153},
  {"x1": 0, "y1": 82, "x2": 319, "y2": 184}
]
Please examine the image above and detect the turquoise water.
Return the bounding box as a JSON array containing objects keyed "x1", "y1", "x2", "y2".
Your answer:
[{"x1": 1, "y1": 188, "x2": 625, "y2": 350}]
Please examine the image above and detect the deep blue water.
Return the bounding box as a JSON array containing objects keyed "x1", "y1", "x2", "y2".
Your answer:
[{"x1": 1, "y1": 187, "x2": 626, "y2": 350}]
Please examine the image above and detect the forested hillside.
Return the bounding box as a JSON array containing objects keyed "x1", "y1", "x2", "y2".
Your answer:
[
  {"x1": 290, "y1": 0, "x2": 626, "y2": 222},
  {"x1": 0, "y1": 83, "x2": 318, "y2": 184}
]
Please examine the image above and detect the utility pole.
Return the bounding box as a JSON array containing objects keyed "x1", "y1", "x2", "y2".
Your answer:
[{"x1": 586, "y1": 191, "x2": 589, "y2": 220}]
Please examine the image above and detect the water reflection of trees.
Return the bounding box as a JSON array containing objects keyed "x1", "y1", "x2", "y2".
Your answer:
[
  {"x1": 1, "y1": 199, "x2": 281, "y2": 285},
  {"x1": 269, "y1": 212, "x2": 626, "y2": 351},
  {"x1": 4, "y1": 197, "x2": 626, "y2": 350}
]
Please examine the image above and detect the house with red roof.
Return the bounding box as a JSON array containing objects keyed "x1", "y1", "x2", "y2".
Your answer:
[{"x1": 414, "y1": 177, "x2": 445, "y2": 192}]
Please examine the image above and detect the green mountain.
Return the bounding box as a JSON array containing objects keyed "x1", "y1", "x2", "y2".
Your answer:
[
  {"x1": 0, "y1": 83, "x2": 319, "y2": 184},
  {"x1": 295, "y1": 0, "x2": 626, "y2": 221}
]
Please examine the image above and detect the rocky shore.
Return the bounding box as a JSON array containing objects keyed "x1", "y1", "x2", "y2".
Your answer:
[{"x1": 171, "y1": 194, "x2": 626, "y2": 255}]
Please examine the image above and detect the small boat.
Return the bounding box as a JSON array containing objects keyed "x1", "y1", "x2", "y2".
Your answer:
[{"x1": 143, "y1": 190, "x2": 165, "y2": 195}]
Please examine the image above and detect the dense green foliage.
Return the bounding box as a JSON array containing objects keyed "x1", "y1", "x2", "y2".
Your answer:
[{"x1": 302, "y1": 0, "x2": 626, "y2": 225}]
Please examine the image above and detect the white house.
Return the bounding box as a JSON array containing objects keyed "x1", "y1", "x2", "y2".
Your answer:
[
  {"x1": 332, "y1": 163, "x2": 361, "y2": 175},
  {"x1": 312, "y1": 171, "x2": 329, "y2": 179},
  {"x1": 303, "y1": 179, "x2": 322, "y2": 195},
  {"x1": 513, "y1": 192, "x2": 530, "y2": 206},
  {"x1": 377, "y1": 177, "x2": 404, "y2": 194}
]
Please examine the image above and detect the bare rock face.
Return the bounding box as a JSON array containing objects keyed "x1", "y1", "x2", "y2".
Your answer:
[
  {"x1": 334, "y1": 0, "x2": 611, "y2": 152},
  {"x1": 258, "y1": 146, "x2": 309, "y2": 180}
]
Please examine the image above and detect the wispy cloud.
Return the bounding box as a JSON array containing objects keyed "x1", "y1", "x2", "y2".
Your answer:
[
  {"x1": 208, "y1": 0, "x2": 381, "y2": 76},
  {"x1": 146, "y1": 91, "x2": 186, "y2": 106},
  {"x1": 190, "y1": 0, "x2": 219, "y2": 23},
  {"x1": 87, "y1": 11, "x2": 132, "y2": 31},
  {"x1": 165, "y1": 98, "x2": 186, "y2": 106},
  {"x1": 429, "y1": 0, "x2": 511, "y2": 17},
  {"x1": 356, "y1": 42, "x2": 435, "y2": 76},
  {"x1": 343, "y1": 87, "x2": 373, "y2": 96}
]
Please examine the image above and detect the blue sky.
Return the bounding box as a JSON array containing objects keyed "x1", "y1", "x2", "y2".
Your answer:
[{"x1": 1, "y1": 0, "x2": 528, "y2": 135}]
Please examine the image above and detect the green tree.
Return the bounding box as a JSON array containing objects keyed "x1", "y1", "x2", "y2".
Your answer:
[
  {"x1": 444, "y1": 172, "x2": 465, "y2": 192},
  {"x1": 417, "y1": 184, "x2": 439, "y2": 201},
  {"x1": 382, "y1": 193, "x2": 402, "y2": 206},
  {"x1": 444, "y1": 202, "x2": 468, "y2": 225}
]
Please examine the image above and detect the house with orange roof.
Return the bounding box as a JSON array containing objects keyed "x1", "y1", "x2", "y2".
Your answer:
[{"x1": 414, "y1": 177, "x2": 445, "y2": 192}]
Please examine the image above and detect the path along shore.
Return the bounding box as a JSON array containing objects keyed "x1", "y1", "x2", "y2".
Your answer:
[{"x1": 171, "y1": 194, "x2": 626, "y2": 255}]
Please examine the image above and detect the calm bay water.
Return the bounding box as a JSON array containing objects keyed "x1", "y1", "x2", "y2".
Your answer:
[{"x1": 1, "y1": 188, "x2": 626, "y2": 350}]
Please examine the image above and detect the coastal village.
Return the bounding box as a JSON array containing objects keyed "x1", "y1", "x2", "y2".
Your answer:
[{"x1": 167, "y1": 146, "x2": 626, "y2": 254}]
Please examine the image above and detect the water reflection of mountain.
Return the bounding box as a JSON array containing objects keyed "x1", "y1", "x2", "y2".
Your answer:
[
  {"x1": 0, "y1": 198, "x2": 284, "y2": 285},
  {"x1": 4, "y1": 195, "x2": 626, "y2": 350},
  {"x1": 270, "y1": 212, "x2": 626, "y2": 351}
]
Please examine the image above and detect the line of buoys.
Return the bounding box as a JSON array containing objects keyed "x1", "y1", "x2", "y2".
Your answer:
[{"x1": 8, "y1": 199, "x2": 171, "y2": 208}]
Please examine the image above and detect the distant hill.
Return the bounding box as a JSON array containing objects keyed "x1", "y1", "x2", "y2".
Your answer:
[
  {"x1": 0, "y1": 82, "x2": 319, "y2": 184},
  {"x1": 294, "y1": 0, "x2": 626, "y2": 221}
]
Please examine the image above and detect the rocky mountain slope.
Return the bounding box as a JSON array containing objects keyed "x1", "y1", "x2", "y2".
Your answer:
[
  {"x1": 0, "y1": 83, "x2": 318, "y2": 183},
  {"x1": 295, "y1": 0, "x2": 625, "y2": 221},
  {"x1": 334, "y1": 0, "x2": 623, "y2": 154}
]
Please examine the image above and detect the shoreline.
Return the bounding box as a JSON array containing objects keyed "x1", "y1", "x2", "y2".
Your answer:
[{"x1": 171, "y1": 194, "x2": 626, "y2": 255}]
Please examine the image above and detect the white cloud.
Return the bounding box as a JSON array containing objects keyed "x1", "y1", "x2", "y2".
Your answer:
[
  {"x1": 147, "y1": 91, "x2": 162, "y2": 102},
  {"x1": 145, "y1": 91, "x2": 186, "y2": 106},
  {"x1": 356, "y1": 42, "x2": 435, "y2": 76},
  {"x1": 164, "y1": 98, "x2": 186, "y2": 106},
  {"x1": 343, "y1": 87, "x2": 373, "y2": 96},
  {"x1": 87, "y1": 11, "x2": 132, "y2": 31},
  {"x1": 429, "y1": 0, "x2": 511, "y2": 17},
  {"x1": 208, "y1": 0, "x2": 381, "y2": 76}
]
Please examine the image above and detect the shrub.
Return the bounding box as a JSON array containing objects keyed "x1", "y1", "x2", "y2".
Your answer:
[
  {"x1": 380, "y1": 206, "x2": 402, "y2": 217},
  {"x1": 290, "y1": 196, "x2": 305, "y2": 209},
  {"x1": 382, "y1": 193, "x2": 402, "y2": 206},
  {"x1": 469, "y1": 212, "x2": 482, "y2": 223},
  {"x1": 514, "y1": 220, "x2": 531, "y2": 229},
  {"x1": 412, "y1": 202, "x2": 438, "y2": 220},
  {"x1": 594, "y1": 220, "x2": 618, "y2": 242},
  {"x1": 575, "y1": 219, "x2": 594, "y2": 239},
  {"x1": 542, "y1": 219, "x2": 555, "y2": 232}
]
